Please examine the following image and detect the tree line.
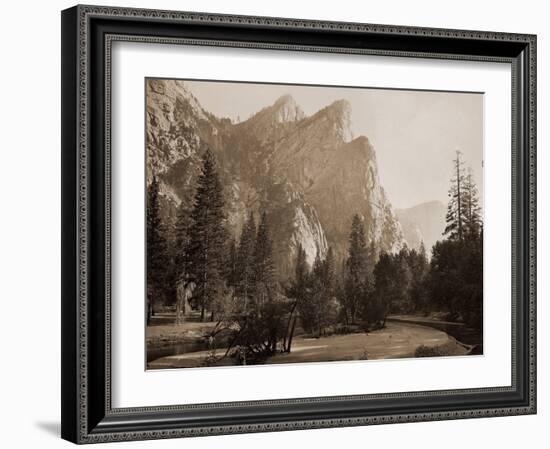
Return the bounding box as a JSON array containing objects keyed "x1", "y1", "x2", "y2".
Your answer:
[{"x1": 147, "y1": 148, "x2": 483, "y2": 362}]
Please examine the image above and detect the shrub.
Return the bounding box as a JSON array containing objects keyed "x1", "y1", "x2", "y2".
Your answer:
[
  {"x1": 415, "y1": 344, "x2": 453, "y2": 358},
  {"x1": 333, "y1": 324, "x2": 362, "y2": 335}
]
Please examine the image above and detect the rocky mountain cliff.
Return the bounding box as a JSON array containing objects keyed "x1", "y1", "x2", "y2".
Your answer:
[
  {"x1": 146, "y1": 79, "x2": 405, "y2": 278},
  {"x1": 395, "y1": 201, "x2": 446, "y2": 254}
]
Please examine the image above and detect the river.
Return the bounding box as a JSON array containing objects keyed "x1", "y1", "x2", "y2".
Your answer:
[{"x1": 147, "y1": 321, "x2": 469, "y2": 369}]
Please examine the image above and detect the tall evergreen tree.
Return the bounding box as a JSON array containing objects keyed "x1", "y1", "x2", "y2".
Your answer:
[
  {"x1": 306, "y1": 247, "x2": 339, "y2": 336},
  {"x1": 462, "y1": 167, "x2": 482, "y2": 238},
  {"x1": 436, "y1": 154, "x2": 484, "y2": 325},
  {"x1": 162, "y1": 219, "x2": 179, "y2": 307},
  {"x1": 291, "y1": 244, "x2": 308, "y2": 295},
  {"x1": 444, "y1": 150, "x2": 467, "y2": 241},
  {"x1": 344, "y1": 214, "x2": 369, "y2": 323},
  {"x1": 253, "y1": 212, "x2": 277, "y2": 303},
  {"x1": 286, "y1": 244, "x2": 309, "y2": 350},
  {"x1": 419, "y1": 240, "x2": 427, "y2": 260},
  {"x1": 365, "y1": 241, "x2": 378, "y2": 291},
  {"x1": 370, "y1": 252, "x2": 394, "y2": 325},
  {"x1": 406, "y1": 246, "x2": 429, "y2": 312},
  {"x1": 225, "y1": 238, "x2": 238, "y2": 289},
  {"x1": 185, "y1": 149, "x2": 227, "y2": 321},
  {"x1": 146, "y1": 176, "x2": 169, "y2": 323},
  {"x1": 311, "y1": 251, "x2": 326, "y2": 335},
  {"x1": 173, "y1": 201, "x2": 192, "y2": 278},
  {"x1": 236, "y1": 212, "x2": 256, "y2": 308},
  {"x1": 291, "y1": 244, "x2": 308, "y2": 301},
  {"x1": 324, "y1": 246, "x2": 336, "y2": 293},
  {"x1": 462, "y1": 225, "x2": 483, "y2": 329},
  {"x1": 394, "y1": 246, "x2": 413, "y2": 312},
  {"x1": 297, "y1": 245, "x2": 308, "y2": 276}
]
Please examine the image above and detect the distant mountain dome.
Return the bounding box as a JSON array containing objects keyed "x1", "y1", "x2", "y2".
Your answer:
[
  {"x1": 146, "y1": 79, "x2": 405, "y2": 277},
  {"x1": 396, "y1": 201, "x2": 447, "y2": 254}
]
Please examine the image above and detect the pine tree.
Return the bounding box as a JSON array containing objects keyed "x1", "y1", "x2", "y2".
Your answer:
[
  {"x1": 444, "y1": 150, "x2": 467, "y2": 241},
  {"x1": 285, "y1": 244, "x2": 309, "y2": 351},
  {"x1": 311, "y1": 251, "x2": 325, "y2": 335},
  {"x1": 407, "y1": 245, "x2": 429, "y2": 312},
  {"x1": 162, "y1": 219, "x2": 178, "y2": 307},
  {"x1": 365, "y1": 241, "x2": 378, "y2": 291},
  {"x1": 307, "y1": 246, "x2": 339, "y2": 337},
  {"x1": 225, "y1": 238, "x2": 238, "y2": 289},
  {"x1": 419, "y1": 240, "x2": 427, "y2": 260},
  {"x1": 253, "y1": 212, "x2": 277, "y2": 303},
  {"x1": 292, "y1": 244, "x2": 308, "y2": 299},
  {"x1": 348, "y1": 215, "x2": 368, "y2": 276},
  {"x1": 173, "y1": 201, "x2": 192, "y2": 279},
  {"x1": 344, "y1": 214, "x2": 369, "y2": 323},
  {"x1": 395, "y1": 246, "x2": 413, "y2": 312},
  {"x1": 462, "y1": 167, "x2": 482, "y2": 238},
  {"x1": 185, "y1": 149, "x2": 227, "y2": 321},
  {"x1": 236, "y1": 212, "x2": 256, "y2": 308},
  {"x1": 146, "y1": 176, "x2": 169, "y2": 323},
  {"x1": 324, "y1": 246, "x2": 336, "y2": 293},
  {"x1": 370, "y1": 252, "x2": 394, "y2": 325}
]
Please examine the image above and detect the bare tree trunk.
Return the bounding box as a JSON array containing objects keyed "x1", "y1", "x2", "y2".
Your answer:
[
  {"x1": 287, "y1": 316, "x2": 298, "y2": 353},
  {"x1": 283, "y1": 302, "x2": 298, "y2": 352}
]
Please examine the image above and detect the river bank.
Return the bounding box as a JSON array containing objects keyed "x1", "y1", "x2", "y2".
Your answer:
[
  {"x1": 387, "y1": 314, "x2": 482, "y2": 354},
  {"x1": 147, "y1": 320, "x2": 470, "y2": 369}
]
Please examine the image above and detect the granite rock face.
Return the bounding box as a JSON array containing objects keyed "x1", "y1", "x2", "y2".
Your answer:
[{"x1": 146, "y1": 79, "x2": 405, "y2": 278}]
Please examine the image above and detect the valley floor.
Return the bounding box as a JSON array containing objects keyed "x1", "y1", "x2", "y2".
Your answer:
[{"x1": 147, "y1": 319, "x2": 472, "y2": 370}]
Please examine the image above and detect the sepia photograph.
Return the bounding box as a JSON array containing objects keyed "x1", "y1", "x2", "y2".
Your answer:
[{"x1": 145, "y1": 78, "x2": 484, "y2": 370}]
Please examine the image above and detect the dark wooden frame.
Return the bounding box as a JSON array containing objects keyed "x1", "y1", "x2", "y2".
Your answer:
[{"x1": 61, "y1": 4, "x2": 537, "y2": 444}]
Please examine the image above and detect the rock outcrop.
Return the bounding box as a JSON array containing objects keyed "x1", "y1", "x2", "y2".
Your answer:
[{"x1": 146, "y1": 79, "x2": 405, "y2": 278}]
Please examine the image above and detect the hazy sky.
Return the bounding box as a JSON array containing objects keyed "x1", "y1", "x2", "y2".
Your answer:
[{"x1": 184, "y1": 79, "x2": 483, "y2": 210}]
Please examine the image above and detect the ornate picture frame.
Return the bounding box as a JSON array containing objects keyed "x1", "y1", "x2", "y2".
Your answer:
[{"x1": 61, "y1": 4, "x2": 536, "y2": 444}]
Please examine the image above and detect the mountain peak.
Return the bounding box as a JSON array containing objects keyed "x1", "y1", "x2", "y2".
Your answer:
[
  {"x1": 327, "y1": 98, "x2": 351, "y2": 113},
  {"x1": 274, "y1": 94, "x2": 295, "y2": 106},
  {"x1": 147, "y1": 78, "x2": 406, "y2": 276},
  {"x1": 310, "y1": 99, "x2": 353, "y2": 142},
  {"x1": 271, "y1": 94, "x2": 305, "y2": 123}
]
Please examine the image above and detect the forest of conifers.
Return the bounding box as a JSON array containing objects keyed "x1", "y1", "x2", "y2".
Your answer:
[{"x1": 147, "y1": 149, "x2": 483, "y2": 363}]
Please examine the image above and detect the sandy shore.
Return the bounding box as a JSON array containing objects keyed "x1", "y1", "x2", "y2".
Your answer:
[{"x1": 148, "y1": 321, "x2": 469, "y2": 369}]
